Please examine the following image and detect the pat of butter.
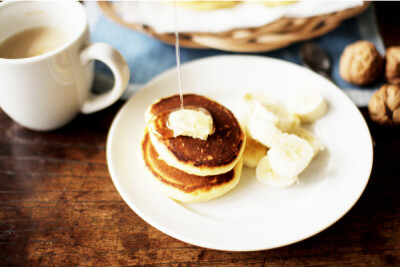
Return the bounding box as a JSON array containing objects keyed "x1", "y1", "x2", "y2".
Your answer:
[{"x1": 168, "y1": 108, "x2": 213, "y2": 140}]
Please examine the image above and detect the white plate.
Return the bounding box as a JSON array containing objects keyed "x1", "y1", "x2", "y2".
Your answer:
[{"x1": 106, "y1": 55, "x2": 373, "y2": 251}]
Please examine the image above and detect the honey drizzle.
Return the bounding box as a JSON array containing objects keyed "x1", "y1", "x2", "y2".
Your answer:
[
  {"x1": 173, "y1": 0, "x2": 184, "y2": 110},
  {"x1": 156, "y1": 1, "x2": 214, "y2": 140}
]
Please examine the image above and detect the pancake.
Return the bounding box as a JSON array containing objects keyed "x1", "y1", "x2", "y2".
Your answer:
[
  {"x1": 141, "y1": 131, "x2": 243, "y2": 202},
  {"x1": 147, "y1": 94, "x2": 246, "y2": 176}
]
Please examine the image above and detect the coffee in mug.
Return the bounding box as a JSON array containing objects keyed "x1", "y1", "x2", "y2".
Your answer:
[
  {"x1": 0, "y1": 27, "x2": 69, "y2": 59},
  {"x1": 0, "y1": 2, "x2": 130, "y2": 131}
]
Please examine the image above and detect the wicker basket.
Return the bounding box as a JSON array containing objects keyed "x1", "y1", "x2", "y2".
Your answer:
[{"x1": 98, "y1": 1, "x2": 370, "y2": 53}]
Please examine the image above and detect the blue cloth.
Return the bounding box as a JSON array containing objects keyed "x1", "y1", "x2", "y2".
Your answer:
[{"x1": 87, "y1": 3, "x2": 382, "y2": 93}]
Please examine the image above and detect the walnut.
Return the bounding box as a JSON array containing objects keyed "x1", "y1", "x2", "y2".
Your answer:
[
  {"x1": 340, "y1": 41, "x2": 383, "y2": 86},
  {"x1": 385, "y1": 46, "x2": 400, "y2": 85},
  {"x1": 368, "y1": 84, "x2": 400, "y2": 125}
]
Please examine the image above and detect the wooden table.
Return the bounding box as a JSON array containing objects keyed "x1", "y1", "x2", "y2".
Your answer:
[{"x1": 1, "y1": 3, "x2": 399, "y2": 266}]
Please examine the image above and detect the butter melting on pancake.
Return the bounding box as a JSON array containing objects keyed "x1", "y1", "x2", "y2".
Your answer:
[
  {"x1": 148, "y1": 94, "x2": 245, "y2": 176},
  {"x1": 167, "y1": 107, "x2": 214, "y2": 140}
]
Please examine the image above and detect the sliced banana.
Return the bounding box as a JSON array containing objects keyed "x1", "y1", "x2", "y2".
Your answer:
[
  {"x1": 290, "y1": 114, "x2": 301, "y2": 128},
  {"x1": 261, "y1": 102, "x2": 294, "y2": 131},
  {"x1": 234, "y1": 95, "x2": 254, "y2": 129},
  {"x1": 288, "y1": 88, "x2": 328, "y2": 123},
  {"x1": 268, "y1": 133, "x2": 314, "y2": 178},
  {"x1": 286, "y1": 126, "x2": 324, "y2": 157},
  {"x1": 252, "y1": 101, "x2": 280, "y2": 125},
  {"x1": 243, "y1": 93, "x2": 295, "y2": 130},
  {"x1": 243, "y1": 92, "x2": 280, "y2": 107},
  {"x1": 247, "y1": 113, "x2": 283, "y2": 148},
  {"x1": 243, "y1": 136, "x2": 268, "y2": 169},
  {"x1": 256, "y1": 156, "x2": 298, "y2": 188}
]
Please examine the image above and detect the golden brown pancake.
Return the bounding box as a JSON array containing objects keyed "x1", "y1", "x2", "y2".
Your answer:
[
  {"x1": 147, "y1": 94, "x2": 246, "y2": 176},
  {"x1": 141, "y1": 131, "x2": 243, "y2": 202}
]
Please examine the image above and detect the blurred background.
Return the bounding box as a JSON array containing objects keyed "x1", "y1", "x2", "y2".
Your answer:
[{"x1": 86, "y1": 1, "x2": 399, "y2": 107}]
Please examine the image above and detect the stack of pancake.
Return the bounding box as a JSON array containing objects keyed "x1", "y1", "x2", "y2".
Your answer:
[{"x1": 141, "y1": 94, "x2": 246, "y2": 202}]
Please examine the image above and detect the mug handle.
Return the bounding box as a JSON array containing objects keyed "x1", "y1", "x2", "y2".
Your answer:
[{"x1": 79, "y1": 43, "x2": 130, "y2": 114}]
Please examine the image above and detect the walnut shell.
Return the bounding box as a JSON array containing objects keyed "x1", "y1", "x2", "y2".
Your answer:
[
  {"x1": 368, "y1": 84, "x2": 400, "y2": 125},
  {"x1": 340, "y1": 41, "x2": 383, "y2": 86},
  {"x1": 385, "y1": 46, "x2": 400, "y2": 85}
]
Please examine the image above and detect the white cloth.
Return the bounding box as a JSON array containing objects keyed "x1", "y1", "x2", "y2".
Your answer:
[{"x1": 117, "y1": 1, "x2": 364, "y2": 33}]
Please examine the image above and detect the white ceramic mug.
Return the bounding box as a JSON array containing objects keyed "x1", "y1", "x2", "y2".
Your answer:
[{"x1": 0, "y1": 1, "x2": 130, "y2": 131}]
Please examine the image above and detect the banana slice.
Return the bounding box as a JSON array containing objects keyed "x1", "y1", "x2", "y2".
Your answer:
[
  {"x1": 253, "y1": 101, "x2": 280, "y2": 124},
  {"x1": 248, "y1": 99, "x2": 294, "y2": 131},
  {"x1": 247, "y1": 113, "x2": 283, "y2": 148},
  {"x1": 290, "y1": 114, "x2": 301, "y2": 128},
  {"x1": 268, "y1": 133, "x2": 314, "y2": 178},
  {"x1": 256, "y1": 156, "x2": 298, "y2": 188},
  {"x1": 243, "y1": 92, "x2": 280, "y2": 107},
  {"x1": 288, "y1": 88, "x2": 328, "y2": 123},
  {"x1": 286, "y1": 126, "x2": 325, "y2": 157},
  {"x1": 243, "y1": 137, "x2": 268, "y2": 168},
  {"x1": 244, "y1": 92, "x2": 295, "y2": 129},
  {"x1": 262, "y1": 102, "x2": 294, "y2": 131}
]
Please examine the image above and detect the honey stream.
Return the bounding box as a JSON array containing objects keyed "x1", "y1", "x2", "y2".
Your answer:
[{"x1": 173, "y1": 0, "x2": 184, "y2": 109}]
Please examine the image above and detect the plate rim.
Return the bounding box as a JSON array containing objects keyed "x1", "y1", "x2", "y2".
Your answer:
[{"x1": 106, "y1": 54, "x2": 374, "y2": 251}]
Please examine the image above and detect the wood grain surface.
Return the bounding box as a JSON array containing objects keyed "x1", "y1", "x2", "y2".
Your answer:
[{"x1": 1, "y1": 2, "x2": 400, "y2": 266}]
